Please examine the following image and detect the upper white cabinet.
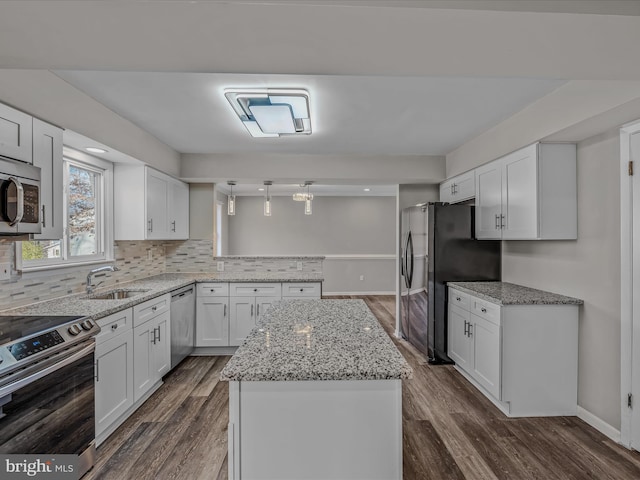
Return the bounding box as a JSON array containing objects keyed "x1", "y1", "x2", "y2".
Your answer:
[
  {"x1": 439, "y1": 170, "x2": 475, "y2": 204},
  {"x1": 0, "y1": 103, "x2": 33, "y2": 163},
  {"x1": 32, "y1": 119, "x2": 63, "y2": 240},
  {"x1": 114, "y1": 165, "x2": 190, "y2": 240},
  {"x1": 475, "y1": 143, "x2": 577, "y2": 240}
]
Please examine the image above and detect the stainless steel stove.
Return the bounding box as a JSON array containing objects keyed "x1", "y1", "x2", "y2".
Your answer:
[{"x1": 0, "y1": 314, "x2": 100, "y2": 477}]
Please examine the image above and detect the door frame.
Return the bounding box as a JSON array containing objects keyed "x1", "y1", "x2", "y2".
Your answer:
[{"x1": 620, "y1": 119, "x2": 640, "y2": 448}]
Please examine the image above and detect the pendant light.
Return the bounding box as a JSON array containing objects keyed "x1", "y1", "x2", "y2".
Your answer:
[
  {"x1": 264, "y1": 181, "x2": 272, "y2": 216},
  {"x1": 227, "y1": 181, "x2": 236, "y2": 216},
  {"x1": 304, "y1": 181, "x2": 313, "y2": 215}
]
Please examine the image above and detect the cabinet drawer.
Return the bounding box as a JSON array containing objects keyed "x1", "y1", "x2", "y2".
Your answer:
[
  {"x1": 96, "y1": 309, "x2": 133, "y2": 344},
  {"x1": 197, "y1": 283, "x2": 229, "y2": 297},
  {"x1": 472, "y1": 298, "x2": 500, "y2": 326},
  {"x1": 449, "y1": 289, "x2": 469, "y2": 311},
  {"x1": 133, "y1": 294, "x2": 170, "y2": 326},
  {"x1": 229, "y1": 283, "x2": 282, "y2": 297},
  {"x1": 282, "y1": 282, "x2": 321, "y2": 298}
]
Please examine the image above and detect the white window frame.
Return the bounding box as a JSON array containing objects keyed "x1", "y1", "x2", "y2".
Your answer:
[{"x1": 17, "y1": 148, "x2": 114, "y2": 271}]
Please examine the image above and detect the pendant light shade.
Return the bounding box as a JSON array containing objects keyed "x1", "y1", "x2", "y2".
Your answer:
[
  {"x1": 304, "y1": 181, "x2": 313, "y2": 215},
  {"x1": 227, "y1": 181, "x2": 236, "y2": 216},
  {"x1": 264, "y1": 181, "x2": 272, "y2": 216}
]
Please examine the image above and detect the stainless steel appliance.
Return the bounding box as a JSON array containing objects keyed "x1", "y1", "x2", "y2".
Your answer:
[
  {"x1": 170, "y1": 285, "x2": 195, "y2": 369},
  {"x1": 400, "y1": 203, "x2": 501, "y2": 364},
  {"x1": 0, "y1": 156, "x2": 41, "y2": 235},
  {"x1": 0, "y1": 314, "x2": 100, "y2": 477}
]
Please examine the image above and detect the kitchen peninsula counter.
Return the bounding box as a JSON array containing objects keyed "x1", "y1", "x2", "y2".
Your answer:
[{"x1": 221, "y1": 299, "x2": 411, "y2": 480}]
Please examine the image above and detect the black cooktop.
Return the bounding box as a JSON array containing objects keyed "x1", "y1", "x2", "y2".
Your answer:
[{"x1": 0, "y1": 315, "x2": 86, "y2": 344}]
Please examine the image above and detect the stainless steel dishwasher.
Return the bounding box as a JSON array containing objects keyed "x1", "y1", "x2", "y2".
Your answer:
[{"x1": 170, "y1": 285, "x2": 196, "y2": 369}]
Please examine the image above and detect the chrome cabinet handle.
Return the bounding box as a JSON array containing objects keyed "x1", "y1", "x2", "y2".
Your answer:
[
  {"x1": 450, "y1": 184, "x2": 454, "y2": 195},
  {"x1": 171, "y1": 220, "x2": 176, "y2": 232},
  {"x1": 300, "y1": 288, "x2": 304, "y2": 292},
  {"x1": 147, "y1": 218, "x2": 153, "y2": 232},
  {"x1": 453, "y1": 183, "x2": 457, "y2": 194},
  {"x1": 257, "y1": 304, "x2": 260, "y2": 317},
  {"x1": 463, "y1": 320, "x2": 468, "y2": 336},
  {"x1": 95, "y1": 359, "x2": 99, "y2": 382},
  {"x1": 468, "y1": 324, "x2": 473, "y2": 337},
  {"x1": 157, "y1": 326, "x2": 161, "y2": 342},
  {"x1": 111, "y1": 324, "x2": 118, "y2": 330},
  {"x1": 253, "y1": 288, "x2": 258, "y2": 292},
  {"x1": 495, "y1": 214, "x2": 500, "y2": 229},
  {"x1": 7, "y1": 177, "x2": 24, "y2": 227},
  {"x1": 481, "y1": 307, "x2": 487, "y2": 313},
  {"x1": 501, "y1": 214, "x2": 505, "y2": 229},
  {"x1": 152, "y1": 306, "x2": 157, "y2": 312},
  {"x1": 224, "y1": 304, "x2": 227, "y2": 317},
  {"x1": 251, "y1": 304, "x2": 254, "y2": 316},
  {"x1": 41, "y1": 204, "x2": 46, "y2": 227},
  {"x1": 456, "y1": 296, "x2": 461, "y2": 302}
]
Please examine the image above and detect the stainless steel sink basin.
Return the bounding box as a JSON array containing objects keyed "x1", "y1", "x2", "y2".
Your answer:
[{"x1": 86, "y1": 289, "x2": 149, "y2": 300}]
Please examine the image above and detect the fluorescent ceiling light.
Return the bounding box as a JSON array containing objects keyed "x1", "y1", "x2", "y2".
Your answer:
[
  {"x1": 85, "y1": 147, "x2": 107, "y2": 153},
  {"x1": 249, "y1": 105, "x2": 296, "y2": 134},
  {"x1": 225, "y1": 88, "x2": 311, "y2": 137}
]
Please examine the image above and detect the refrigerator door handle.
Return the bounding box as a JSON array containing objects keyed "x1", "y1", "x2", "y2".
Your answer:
[{"x1": 405, "y1": 231, "x2": 414, "y2": 289}]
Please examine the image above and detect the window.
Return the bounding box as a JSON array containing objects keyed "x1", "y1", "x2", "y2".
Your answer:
[{"x1": 20, "y1": 152, "x2": 113, "y2": 269}]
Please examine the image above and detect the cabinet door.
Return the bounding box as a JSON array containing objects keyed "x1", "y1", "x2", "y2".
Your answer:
[
  {"x1": 0, "y1": 103, "x2": 32, "y2": 163},
  {"x1": 454, "y1": 171, "x2": 475, "y2": 201},
  {"x1": 470, "y1": 313, "x2": 501, "y2": 399},
  {"x1": 169, "y1": 180, "x2": 189, "y2": 239},
  {"x1": 448, "y1": 304, "x2": 471, "y2": 370},
  {"x1": 256, "y1": 296, "x2": 276, "y2": 321},
  {"x1": 32, "y1": 119, "x2": 63, "y2": 240},
  {"x1": 95, "y1": 330, "x2": 134, "y2": 438},
  {"x1": 133, "y1": 322, "x2": 154, "y2": 403},
  {"x1": 146, "y1": 169, "x2": 169, "y2": 239},
  {"x1": 502, "y1": 144, "x2": 538, "y2": 240},
  {"x1": 475, "y1": 161, "x2": 503, "y2": 239},
  {"x1": 196, "y1": 297, "x2": 229, "y2": 346},
  {"x1": 153, "y1": 311, "x2": 171, "y2": 379},
  {"x1": 439, "y1": 179, "x2": 454, "y2": 203},
  {"x1": 229, "y1": 298, "x2": 255, "y2": 346}
]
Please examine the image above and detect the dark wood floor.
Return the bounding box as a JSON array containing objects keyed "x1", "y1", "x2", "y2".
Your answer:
[{"x1": 87, "y1": 296, "x2": 640, "y2": 479}]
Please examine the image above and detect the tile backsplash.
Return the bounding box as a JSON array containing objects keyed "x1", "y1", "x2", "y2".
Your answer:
[{"x1": 0, "y1": 239, "x2": 323, "y2": 311}]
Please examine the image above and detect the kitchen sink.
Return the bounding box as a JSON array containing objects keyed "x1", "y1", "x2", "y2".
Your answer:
[{"x1": 86, "y1": 289, "x2": 149, "y2": 300}]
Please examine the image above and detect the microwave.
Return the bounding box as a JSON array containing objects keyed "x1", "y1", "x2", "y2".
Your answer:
[{"x1": 0, "y1": 156, "x2": 41, "y2": 235}]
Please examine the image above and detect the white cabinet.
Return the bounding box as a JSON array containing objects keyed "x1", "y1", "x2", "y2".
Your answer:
[
  {"x1": 228, "y1": 284, "x2": 281, "y2": 346},
  {"x1": 448, "y1": 286, "x2": 579, "y2": 417},
  {"x1": 95, "y1": 309, "x2": 134, "y2": 444},
  {"x1": 32, "y1": 119, "x2": 63, "y2": 240},
  {"x1": 439, "y1": 170, "x2": 475, "y2": 204},
  {"x1": 133, "y1": 294, "x2": 171, "y2": 403},
  {"x1": 282, "y1": 282, "x2": 322, "y2": 299},
  {"x1": 475, "y1": 143, "x2": 577, "y2": 240},
  {"x1": 0, "y1": 102, "x2": 32, "y2": 163},
  {"x1": 196, "y1": 283, "x2": 229, "y2": 347},
  {"x1": 114, "y1": 165, "x2": 190, "y2": 240}
]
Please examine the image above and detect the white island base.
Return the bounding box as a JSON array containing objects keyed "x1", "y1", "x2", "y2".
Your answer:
[{"x1": 228, "y1": 379, "x2": 402, "y2": 480}]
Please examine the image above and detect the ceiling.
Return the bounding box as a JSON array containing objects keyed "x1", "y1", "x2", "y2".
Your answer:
[
  {"x1": 54, "y1": 71, "x2": 564, "y2": 155},
  {"x1": 219, "y1": 183, "x2": 396, "y2": 196}
]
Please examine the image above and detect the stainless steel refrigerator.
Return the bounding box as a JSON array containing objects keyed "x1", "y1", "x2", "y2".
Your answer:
[{"x1": 400, "y1": 202, "x2": 501, "y2": 364}]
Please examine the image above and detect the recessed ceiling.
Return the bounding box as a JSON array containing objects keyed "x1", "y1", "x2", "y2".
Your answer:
[{"x1": 54, "y1": 71, "x2": 564, "y2": 155}]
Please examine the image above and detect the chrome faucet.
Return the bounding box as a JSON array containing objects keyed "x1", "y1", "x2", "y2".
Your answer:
[{"x1": 86, "y1": 265, "x2": 119, "y2": 294}]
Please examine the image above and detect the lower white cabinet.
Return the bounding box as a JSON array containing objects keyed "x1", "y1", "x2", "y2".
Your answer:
[
  {"x1": 448, "y1": 286, "x2": 578, "y2": 417},
  {"x1": 95, "y1": 310, "x2": 134, "y2": 442},
  {"x1": 196, "y1": 282, "x2": 321, "y2": 348},
  {"x1": 133, "y1": 308, "x2": 170, "y2": 403}
]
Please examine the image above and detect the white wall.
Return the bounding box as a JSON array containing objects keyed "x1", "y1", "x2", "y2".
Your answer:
[
  {"x1": 228, "y1": 196, "x2": 396, "y2": 293},
  {"x1": 0, "y1": 70, "x2": 180, "y2": 176},
  {"x1": 189, "y1": 184, "x2": 214, "y2": 240},
  {"x1": 501, "y1": 130, "x2": 621, "y2": 429}
]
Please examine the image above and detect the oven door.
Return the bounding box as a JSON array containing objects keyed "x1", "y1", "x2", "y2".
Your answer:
[{"x1": 0, "y1": 341, "x2": 95, "y2": 462}]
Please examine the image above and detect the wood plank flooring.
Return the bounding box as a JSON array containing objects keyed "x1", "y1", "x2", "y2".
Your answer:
[{"x1": 87, "y1": 296, "x2": 640, "y2": 479}]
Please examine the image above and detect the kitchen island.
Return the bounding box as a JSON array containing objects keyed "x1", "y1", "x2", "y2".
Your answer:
[{"x1": 220, "y1": 299, "x2": 412, "y2": 480}]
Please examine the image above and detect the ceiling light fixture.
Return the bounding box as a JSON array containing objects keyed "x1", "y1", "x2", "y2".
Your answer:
[
  {"x1": 227, "y1": 181, "x2": 236, "y2": 216},
  {"x1": 304, "y1": 181, "x2": 313, "y2": 215},
  {"x1": 85, "y1": 147, "x2": 107, "y2": 154},
  {"x1": 224, "y1": 88, "x2": 311, "y2": 138},
  {"x1": 258, "y1": 188, "x2": 265, "y2": 192},
  {"x1": 264, "y1": 181, "x2": 272, "y2": 217}
]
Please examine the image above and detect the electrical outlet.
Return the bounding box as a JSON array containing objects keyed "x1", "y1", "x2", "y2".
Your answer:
[
  {"x1": 359, "y1": 275, "x2": 364, "y2": 281},
  {"x1": 297, "y1": 261, "x2": 303, "y2": 271},
  {"x1": 217, "y1": 261, "x2": 225, "y2": 272},
  {"x1": 147, "y1": 249, "x2": 153, "y2": 260},
  {"x1": 0, "y1": 263, "x2": 10, "y2": 280}
]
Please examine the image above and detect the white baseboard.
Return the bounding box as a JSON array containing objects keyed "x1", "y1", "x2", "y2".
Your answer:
[
  {"x1": 323, "y1": 291, "x2": 395, "y2": 296},
  {"x1": 577, "y1": 406, "x2": 621, "y2": 443}
]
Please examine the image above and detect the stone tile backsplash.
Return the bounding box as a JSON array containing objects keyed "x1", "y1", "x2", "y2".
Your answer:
[{"x1": 0, "y1": 239, "x2": 323, "y2": 311}]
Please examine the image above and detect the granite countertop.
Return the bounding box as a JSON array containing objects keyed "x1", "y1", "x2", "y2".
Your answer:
[
  {"x1": 0, "y1": 272, "x2": 324, "y2": 320},
  {"x1": 213, "y1": 256, "x2": 325, "y2": 260},
  {"x1": 448, "y1": 281, "x2": 583, "y2": 306},
  {"x1": 220, "y1": 299, "x2": 413, "y2": 382}
]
